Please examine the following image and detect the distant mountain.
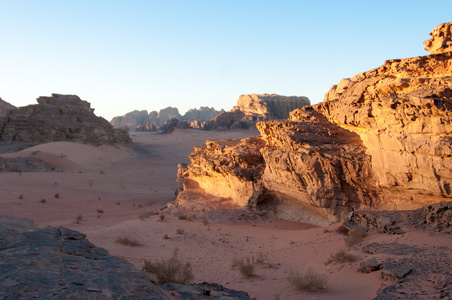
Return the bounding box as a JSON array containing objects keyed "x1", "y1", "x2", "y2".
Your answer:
[{"x1": 110, "y1": 94, "x2": 310, "y2": 132}]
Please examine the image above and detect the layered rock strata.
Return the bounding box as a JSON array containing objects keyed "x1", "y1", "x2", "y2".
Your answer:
[
  {"x1": 0, "y1": 216, "x2": 253, "y2": 299},
  {"x1": 0, "y1": 94, "x2": 131, "y2": 145},
  {"x1": 0, "y1": 98, "x2": 16, "y2": 116},
  {"x1": 179, "y1": 23, "x2": 452, "y2": 224}
]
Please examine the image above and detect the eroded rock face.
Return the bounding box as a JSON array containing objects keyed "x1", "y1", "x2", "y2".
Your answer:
[
  {"x1": 0, "y1": 216, "x2": 254, "y2": 299},
  {"x1": 0, "y1": 98, "x2": 16, "y2": 116},
  {"x1": 424, "y1": 21, "x2": 452, "y2": 54},
  {"x1": 110, "y1": 109, "x2": 149, "y2": 130},
  {"x1": 178, "y1": 23, "x2": 452, "y2": 224},
  {"x1": 206, "y1": 94, "x2": 311, "y2": 130},
  {"x1": 237, "y1": 94, "x2": 310, "y2": 121},
  {"x1": 186, "y1": 136, "x2": 266, "y2": 206},
  {"x1": 0, "y1": 94, "x2": 131, "y2": 145}
]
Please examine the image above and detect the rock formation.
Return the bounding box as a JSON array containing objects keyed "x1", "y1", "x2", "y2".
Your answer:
[
  {"x1": 0, "y1": 98, "x2": 16, "y2": 116},
  {"x1": 110, "y1": 109, "x2": 149, "y2": 130},
  {"x1": 111, "y1": 94, "x2": 309, "y2": 131},
  {"x1": 205, "y1": 94, "x2": 310, "y2": 130},
  {"x1": 0, "y1": 94, "x2": 131, "y2": 145},
  {"x1": 237, "y1": 94, "x2": 310, "y2": 121},
  {"x1": 178, "y1": 23, "x2": 452, "y2": 225},
  {"x1": 423, "y1": 21, "x2": 452, "y2": 54},
  {"x1": 0, "y1": 216, "x2": 253, "y2": 299}
]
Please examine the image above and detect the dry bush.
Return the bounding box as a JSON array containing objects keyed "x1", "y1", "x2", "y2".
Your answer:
[
  {"x1": 162, "y1": 234, "x2": 170, "y2": 240},
  {"x1": 115, "y1": 237, "x2": 142, "y2": 247},
  {"x1": 142, "y1": 248, "x2": 193, "y2": 284},
  {"x1": 96, "y1": 209, "x2": 104, "y2": 214},
  {"x1": 40, "y1": 199, "x2": 46, "y2": 204},
  {"x1": 336, "y1": 225, "x2": 349, "y2": 235},
  {"x1": 75, "y1": 214, "x2": 82, "y2": 224},
  {"x1": 231, "y1": 257, "x2": 255, "y2": 278},
  {"x1": 345, "y1": 228, "x2": 367, "y2": 248},
  {"x1": 159, "y1": 215, "x2": 165, "y2": 221},
  {"x1": 54, "y1": 193, "x2": 60, "y2": 199},
  {"x1": 325, "y1": 249, "x2": 354, "y2": 265},
  {"x1": 178, "y1": 215, "x2": 191, "y2": 221},
  {"x1": 176, "y1": 228, "x2": 185, "y2": 235},
  {"x1": 288, "y1": 268, "x2": 327, "y2": 291}
]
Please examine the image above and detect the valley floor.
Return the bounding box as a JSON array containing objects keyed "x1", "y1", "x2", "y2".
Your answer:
[{"x1": 1, "y1": 129, "x2": 450, "y2": 299}]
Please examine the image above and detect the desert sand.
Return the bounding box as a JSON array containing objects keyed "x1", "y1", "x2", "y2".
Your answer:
[{"x1": 1, "y1": 129, "x2": 450, "y2": 299}]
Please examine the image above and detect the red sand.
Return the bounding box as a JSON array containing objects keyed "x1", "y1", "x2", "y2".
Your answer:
[{"x1": 1, "y1": 130, "x2": 449, "y2": 299}]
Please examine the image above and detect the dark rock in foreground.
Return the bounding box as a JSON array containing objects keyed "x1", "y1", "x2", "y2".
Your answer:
[{"x1": 0, "y1": 216, "x2": 254, "y2": 299}]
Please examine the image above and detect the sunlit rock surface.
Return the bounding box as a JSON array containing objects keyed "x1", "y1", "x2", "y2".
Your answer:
[
  {"x1": 179, "y1": 23, "x2": 452, "y2": 225},
  {"x1": 423, "y1": 21, "x2": 452, "y2": 54}
]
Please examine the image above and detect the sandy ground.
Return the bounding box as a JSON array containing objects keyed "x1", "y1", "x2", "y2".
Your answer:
[{"x1": 1, "y1": 129, "x2": 450, "y2": 299}]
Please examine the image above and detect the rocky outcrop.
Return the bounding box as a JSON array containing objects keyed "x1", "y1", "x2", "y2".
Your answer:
[
  {"x1": 178, "y1": 23, "x2": 452, "y2": 225},
  {"x1": 237, "y1": 94, "x2": 310, "y2": 121},
  {"x1": 110, "y1": 110, "x2": 149, "y2": 130},
  {"x1": 0, "y1": 216, "x2": 253, "y2": 299},
  {"x1": 0, "y1": 94, "x2": 131, "y2": 145},
  {"x1": 0, "y1": 98, "x2": 16, "y2": 116},
  {"x1": 423, "y1": 21, "x2": 452, "y2": 54},
  {"x1": 111, "y1": 95, "x2": 309, "y2": 131},
  {"x1": 0, "y1": 157, "x2": 50, "y2": 172},
  {"x1": 205, "y1": 94, "x2": 311, "y2": 130}
]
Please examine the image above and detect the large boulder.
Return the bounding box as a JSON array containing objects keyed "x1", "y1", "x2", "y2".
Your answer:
[{"x1": 0, "y1": 94, "x2": 131, "y2": 145}]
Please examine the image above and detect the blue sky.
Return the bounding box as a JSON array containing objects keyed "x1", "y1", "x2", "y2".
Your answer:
[{"x1": 1, "y1": 1, "x2": 450, "y2": 121}]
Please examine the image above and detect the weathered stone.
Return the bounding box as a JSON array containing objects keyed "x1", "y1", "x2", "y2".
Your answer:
[
  {"x1": 0, "y1": 94, "x2": 131, "y2": 145},
  {"x1": 0, "y1": 157, "x2": 50, "y2": 172},
  {"x1": 358, "y1": 258, "x2": 382, "y2": 273},
  {"x1": 424, "y1": 22, "x2": 452, "y2": 54},
  {"x1": 0, "y1": 216, "x2": 254, "y2": 299},
  {"x1": 0, "y1": 98, "x2": 16, "y2": 116}
]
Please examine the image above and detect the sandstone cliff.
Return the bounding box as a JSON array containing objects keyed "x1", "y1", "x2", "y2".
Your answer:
[
  {"x1": 0, "y1": 98, "x2": 16, "y2": 116},
  {"x1": 205, "y1": 94, "x2": 310, "y2": 130},
  {"x1": 0, "y1": 94, "x2": 131, "y2": 145},
  {"x1": 178, "y1": 22, "x2": 452, "y2": 225}
]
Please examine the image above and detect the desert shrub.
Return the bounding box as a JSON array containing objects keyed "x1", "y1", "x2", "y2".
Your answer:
[
  {"x1": 142, "y1": 248, "x2": 193, "y2": 284},
  {"x1": 288, "y1": 268, "x2": 327, "y2": 291},
  {"x1": 178, "y1": 215, "x2": 188, "y2": 220},
  {"x1": 75, "y1": 214, "x2": 82, "y2": 224},
  {"x1": 54, "y1": 193, "x2": 60, "y2": 199},
  {"x1": 159, "y1": 215, "x2": 165, "y2": 221},
  {"x1": 40, "y1": 199, "x2": 46, "y2": 204},
  {"x1": 18, "y1": 194, "x2": 23, "y2": 199},
  {"x1": 97, "y1": 209, "x2": 104, "y2": 214},
  {"x1": 176, "y1": 228, "x2": 185, "y2": 235},
  {"x1": 345, "y1": 228, "x2": 367, "y2": 248},
  {"x1": 163, "y1": 234, "x2": 170, "y2": 240},
  {"x1": 115, "y1": 237, "x2": 142, "y2": 247},
  {"x1": 325, "y1": 249, "x2": 354, "y2": 265},
  {"x1": 232, "y1": 257, "x2": 255, "y2": 278},
  {"x1": 336, "y1": 225, "x2": 349, "y2": 235}
]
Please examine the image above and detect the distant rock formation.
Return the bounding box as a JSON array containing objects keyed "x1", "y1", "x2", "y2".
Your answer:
[
  {"x1": 0, "y1": 98, "x2": 16, "y2": 116},
  {"x1": 423, "y1": 21, "x2": 452, "y2": 54},
  {"x1": 178, "y1": 23, "x2": 452, "y2": 225},
  {"x1": 0, "y1": 216, "x2": 253, "y2": 299},
  {"x1": 110, "y1": 110, "x2": 149, "y2": 131},
  {"x1": 111, "y1": 94, "x2": 309, "y2": 132},
  {"x1": 0, "y1": 94, "x2": 131, "y2": 145},
  {"x1": 205, "y1": 94, "x2": 310, "y2": 130}
]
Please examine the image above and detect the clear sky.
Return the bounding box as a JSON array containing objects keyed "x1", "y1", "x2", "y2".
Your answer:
[{"x1": 1, "y1": 1, "x2": 450, "y2": 121}]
